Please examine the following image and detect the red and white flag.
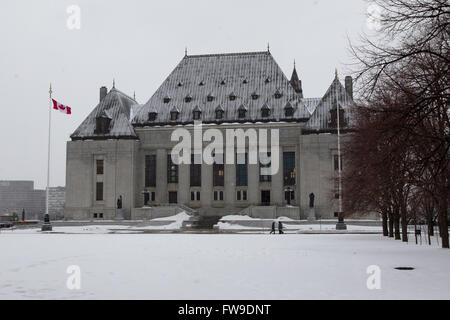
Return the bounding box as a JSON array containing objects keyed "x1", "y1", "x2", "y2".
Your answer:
[{"x1": 52, "y1": 99, "x2": 72, "y2": 115}]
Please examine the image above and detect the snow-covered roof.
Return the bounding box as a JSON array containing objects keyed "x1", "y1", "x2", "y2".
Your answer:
[
  {"x1": 133, "y1": 51, "x2": 312, "y2": 126},
  {"x1": 71, "y1": 88, "x2": 139, "y2": 140},
  {"x1": 305, "y1": 77, "x2": 354, "y2": 131}
]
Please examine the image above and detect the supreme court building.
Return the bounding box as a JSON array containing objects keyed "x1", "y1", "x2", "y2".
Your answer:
[{"x1": 64, "y1": 50, "x2": 353, "y2": 220}]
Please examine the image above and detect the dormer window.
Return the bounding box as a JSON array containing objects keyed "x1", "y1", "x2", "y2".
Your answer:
[
  {"x1": 274, "y1": 90, "x2": 283, "y2": 99},
  {"x1": 193, "y1": 106, "x2": 202, "y2": 120},
  {"x1": 261, "y1": 104, "x2": 271, "y2": 118},
  {"x1": 170, "y1": 107, "x2": 180, "y2": 121},
  {"x1": 265, "y1": 77, "x2": 271, "y2": 83},
  {"x1": 242, "y1": 79, "x2": 248, "y2": 84},
  {"x1": 95, "y1": 116, "x2": 111, "y2": 134},
  {"x1": 284, "y1": 103, "x2": 294, "y2": 117},
  {"x1": 238, "y1": 105, "x2": 247, "y2": 119},
  {"x1": 163, "y1": 96, "x2": 171, "y2": 104},
  {"x1": 177, "y1": 82, "x2": 183, "y2": 87},
  {"x1": 207, "y1": 94, "x2": 215, "y2": 102},
  {"x1": 229, "y1": 93, "x2": 236, "y2": 101},
  {"x1": 199, "y1": 81, "x2": 205, "y2": 86},
  {"x1": 330, "y1": 107, "x2": 346, "y2": 128},
  {"x1": 215, "y1": 105, "x2": 224, "y2": 120},
  {"x1": 148, "y1": 112, "x2": 157, "y2": 121},
  {"x1": 251, "y1": 92, "x2": 259, "y2": 100},
  {"x1": 220, "y1": 80, "x2": 226, "y2": 85},
  {"x1": 185, "y1": 95, "x2": 192, "y2": 103}
]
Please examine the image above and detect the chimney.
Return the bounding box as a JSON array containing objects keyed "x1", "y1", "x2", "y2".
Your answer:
[
  {"x1": 100, "y1": 86, "x2": 108, "y2": 102},
  {"x1": 345, "y1": 76, "x2": 353, "y2": 100}
]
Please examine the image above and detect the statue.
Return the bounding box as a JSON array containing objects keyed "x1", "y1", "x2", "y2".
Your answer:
[
  {"x1": 117, "y1": 195, "x2": 123, "y2": 209},
  {"x1": 309, "y1": 193, "x2": 315, "y2": 208}
]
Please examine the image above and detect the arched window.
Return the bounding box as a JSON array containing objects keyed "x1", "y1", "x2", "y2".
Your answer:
[
  {"x1": 170, "y1": 107, "x2": 180, "y2": 121},
  {"x1": 193, "y1": 106, "x2": 202, "y2": 120},
  {"x1": 284, "y1": 102, "x2": 294, "y2": 117},
  {"x1": 274, "y1": 89, "x2": 283, "y2": 99},
  {"x1": 215, "y1": 105, "x2": 224, "y2": 120},
  {"x1": 148, "y1": 112, "x2": 157, "y2": 121},
  {"x1": 261, "y1": 104, "x2": 271, "y2": 118},
  {"x1": 238, "y1": 105, "x2": 247, "y2": 119}
]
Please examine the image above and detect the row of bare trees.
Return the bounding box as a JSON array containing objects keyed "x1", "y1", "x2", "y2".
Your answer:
[{"x1": 343, "y1": 0, "x2": 449, "y2": 248}]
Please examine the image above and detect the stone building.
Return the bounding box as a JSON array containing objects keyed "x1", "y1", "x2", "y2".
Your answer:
[
  {"x1": 0, "y1": 181, "x2": 45, "y2": 220},
  {"x1": 48, "y1": 187, "x2": 65, "y2": 220},
  {"x1": 65, "y1": 51, "x2": 353, "y2": 220}
]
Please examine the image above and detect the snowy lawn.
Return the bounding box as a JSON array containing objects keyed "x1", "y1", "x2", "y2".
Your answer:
[{"x1": 0, "y1": 233, "x2": 449, "y2": 300}]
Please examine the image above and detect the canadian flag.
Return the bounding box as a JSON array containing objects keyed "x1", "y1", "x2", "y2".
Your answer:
[{"x1": 52, "y1": 99, "x2": 72, "y2": 115}]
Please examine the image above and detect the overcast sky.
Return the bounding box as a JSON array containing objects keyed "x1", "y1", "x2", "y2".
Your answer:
[{"x1": 0, "y1": 0, "x2": 371, "y2": 189}]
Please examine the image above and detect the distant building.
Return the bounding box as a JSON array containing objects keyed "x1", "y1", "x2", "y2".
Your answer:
[
  {"x1": 48, "y1": 187, "x2": 65, "y2": 220},
  {"x1": 65, "y1": 50, "x2": 354, "y2": 220},
  {"x1": 0, "y1": 181, "x2": 45, "y2": 220}
]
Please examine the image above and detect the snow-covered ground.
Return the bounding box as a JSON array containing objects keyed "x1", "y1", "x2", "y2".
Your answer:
[{"x1": 0, "y1": 233, "x2": 448, "y2": 299}]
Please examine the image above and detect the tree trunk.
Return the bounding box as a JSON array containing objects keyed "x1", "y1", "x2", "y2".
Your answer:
[
  {"x1": 388, "y1": 210, "x2": 394, "y2": 238},
  {"x1": 401, "y1": 203, "x2": 408, "y2": 243},
  {"x1": 394, "y1": 207, "x2": 401, "y2": 240},
  {"x1": 438, "y1": 194, "x2": 449, "y2": 249},
  {"x1": 382, "y1": 210, "x2": 389, "y2": 237},
  {"x1": 427, "y1": 211, "x2": 434, "y2": 237}
]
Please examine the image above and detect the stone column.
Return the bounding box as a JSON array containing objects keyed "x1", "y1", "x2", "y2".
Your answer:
[
  {"x1": 156, "y1": 149, "x2": 168, "y2": 203},
  {"x1": 178, "y1": 162, "x2": 190, "y2": 205},
  {"x1": 201, "y1": 163, "x2": 213, "y2": 209},
  {"x1": 271, "y1": 147, "x2": 283, "y2": 206},
  {"x1": 248, "y1": 163, "x2": 259, "y2": 205}
]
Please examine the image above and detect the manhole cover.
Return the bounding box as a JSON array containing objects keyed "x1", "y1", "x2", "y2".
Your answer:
[{"x1": 395, "y1": 267, "x2": 415, "y2": 271}]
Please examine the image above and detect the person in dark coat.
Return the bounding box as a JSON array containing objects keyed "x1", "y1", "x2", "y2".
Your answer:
[
  {"x1": 278, "y1": 221, "x2": 284, "y2": 234},
  {"x1": 270, "y1": 221, "x2": 276, "y2": 234}
]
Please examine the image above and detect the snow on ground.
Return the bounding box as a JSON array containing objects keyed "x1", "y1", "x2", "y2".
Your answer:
[{"x1": 0, "y1": 233, "x2": 448, "y2": 300}]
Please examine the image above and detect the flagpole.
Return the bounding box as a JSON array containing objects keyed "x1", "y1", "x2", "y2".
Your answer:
[
  {"x1": 335, "y1": 70, "x2": 347, "y2": 230},
  {"x1": 46, "y1": 83, "x2": 52, "y2": 217},
  {"x1": 42, "y1": 84, "x2": 53, "y2": 231}
]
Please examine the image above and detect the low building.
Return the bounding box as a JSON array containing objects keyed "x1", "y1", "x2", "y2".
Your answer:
[{"x1": 0, "y1": 181, "x2": 45, "y2": 220}]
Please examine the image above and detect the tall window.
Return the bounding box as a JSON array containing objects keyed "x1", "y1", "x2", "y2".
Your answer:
[
  {"x1": 96, "y1": 160, "x2": 104, "y2": 175},
  {"x1": 283, "y1": 152, "x2": 296, "y2": 186},
  {"x1": 167, "y1": 155, "x2": 179, "y2": 183},
  {"x1": 260, "y1": 152, "x2": 272, "y2": 182},
  {"x1": 213, "y1": 154, "x2": 224, "y2": 187},
  {"x1": 190, "y1": 154, "x2": 202, "y2": 187},
  {"x1": 145, "y1": 155, "x2": 157, "y2": 187},
  {"x1": 236, "y1": 153, "x2": 248, "y2": 187},
  {"x1": 96, "y1": 182, "x2": 103, "y2": 201}
]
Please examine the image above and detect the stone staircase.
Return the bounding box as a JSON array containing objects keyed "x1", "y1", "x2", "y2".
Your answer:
[{"x1": 188, "y1": 216, "x2": 222, "y2": 230}]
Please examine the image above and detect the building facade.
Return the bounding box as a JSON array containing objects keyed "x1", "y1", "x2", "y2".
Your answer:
[
  {"x1": 0, "y1": 181, "x2": 45, "y2": 220},
  {"x1": 65, "y1": 51, "x2": 353, "y2": 220}
]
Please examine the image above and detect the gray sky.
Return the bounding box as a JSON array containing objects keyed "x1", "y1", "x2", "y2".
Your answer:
[{"x1": 0, "y1": 0, "x2": 370, "y2": 189}]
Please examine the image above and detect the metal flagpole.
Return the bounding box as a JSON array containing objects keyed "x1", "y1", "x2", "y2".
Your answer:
[
  {"x1": 46, "y1": 83, "x2": 52, "y2": 216},
  {"x1": 42, "y1": 84, "x2": 53, "y2": 231},
  {"x1": 335, "y1": 70, "x2": 347, "y2": 230}
]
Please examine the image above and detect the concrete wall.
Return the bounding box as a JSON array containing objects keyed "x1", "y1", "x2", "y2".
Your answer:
[
  {"x1": 48, "y1": 187, "x2": 65, "y2": 220},
  {"x1": 65, "y1": 140, "x2": 138, "y2": 220}
]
